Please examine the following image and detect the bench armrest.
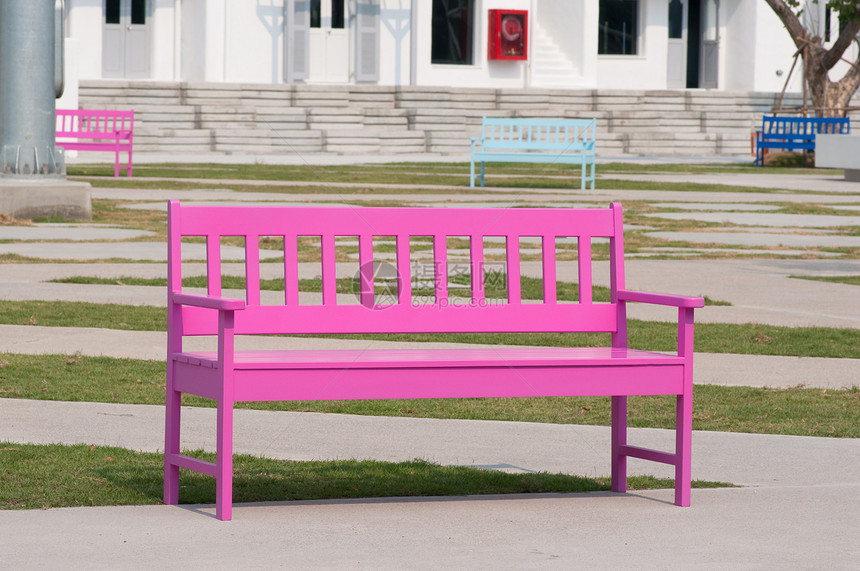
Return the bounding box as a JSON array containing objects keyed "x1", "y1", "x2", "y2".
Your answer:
[
  {"x1": 171, "y1": 292, "x2": 246, "y2": 311},
  {"x1": 617, "y1": 290, "x2": 704, "y2": 308}
]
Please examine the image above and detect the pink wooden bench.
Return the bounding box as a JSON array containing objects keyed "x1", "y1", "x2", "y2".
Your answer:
[
  {"x1": 55, "y1": 109, "x2": 134, "y2": 177},
  {"x1": 163, "y1": 200, "x2": 704, "y2": 520}
]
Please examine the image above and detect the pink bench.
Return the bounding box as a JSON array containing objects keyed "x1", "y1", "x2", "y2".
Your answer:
[
  {"x1": 55, "y1": 109, "x2": 134, "y2": 177},
  {"x1": 163, "y1": 200, "x2": 704, "y2": 520}
]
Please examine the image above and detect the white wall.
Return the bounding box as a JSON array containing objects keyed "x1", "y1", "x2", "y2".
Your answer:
[
  {"x1": 150, "y1": 0, "x2": 177, "y2": 80},
  {"x1": 67, "y1": 0, "x2": 102, "y2": 80},
  {"x1": 379, "y1": 0, "x2": 412, "y2": 85},
  {"x1": 225, "y1": 0, "x2": 285, "y2": 83},
  {"x1": 597, "y1": 0, "x2": 668, "y2": 90}
]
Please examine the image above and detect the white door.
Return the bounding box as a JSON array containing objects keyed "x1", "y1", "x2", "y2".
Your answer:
[
  {"x1": 700, "y1": 0, "x2": 719, "y2": 88},
  {"x1": 102, "y1": 0, "x2": 150, "y2": 79},
  {"x1": 667, "y1": 0, "x2": 687, "y2": 89},
  {"x1": 309, "y1": 0, "x2": 349, "y2": 82}
]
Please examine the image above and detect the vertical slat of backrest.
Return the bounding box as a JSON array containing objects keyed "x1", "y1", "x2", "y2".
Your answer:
[
  {"x1": 433, "y1": 234, "x2": 447, "y2": 304},
  {"x1": 506, "y1": 234, "x2": 521, "y2": 304},
  {"x1": 471, "y1": 234, "x2": 485, "y2": 301},
  {"x1": 359, "y1": 234, "x2": 374, "y2": 307},
  {"x1": 321, "y1": 234, "x2": 337, "y2": 305},
  {"x1": 207, "y1": 233, "x2": 222, "y2": 296},
  {"x1": 542, "y1": 235, "x2": 557, "y2": 304},
  {"x1": 578, "y1": 236, "x2": 593, "y2": 305},
  {"x1": 396, "y1": 234, "x2": 411, "y2": 305},
  {"x1": 167, "y1": 201, "x2": 182, "y2": 295},
  {"x1": 609, "y1": 203, "x2": 627, "y2": 348},
  {"x1": 245, "y1": 234, "x2": 260, "y2": 306},
  {"x1": 284, "y1": 233, "x2": 299, "y2": 305},
  {"x1": 167, "y1": 202, "x2": 184, "y2": 351}
]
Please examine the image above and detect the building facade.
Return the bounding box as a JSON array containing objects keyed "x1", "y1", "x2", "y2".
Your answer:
[{"x1": 64, "y1": 0, "x2": 854, "y2": 94}]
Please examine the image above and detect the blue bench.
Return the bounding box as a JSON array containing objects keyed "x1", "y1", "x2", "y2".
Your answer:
[
  {"x1": 755, "y1": 115, "x2": 849, "y2": 166},
  {"x1": 470, "y1": 117, "x2": 596, "y2": 189}
]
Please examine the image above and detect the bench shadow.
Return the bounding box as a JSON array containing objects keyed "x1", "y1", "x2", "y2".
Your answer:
[{"x1": 172, "y1": 489, "x2": 677, "y2": 520}]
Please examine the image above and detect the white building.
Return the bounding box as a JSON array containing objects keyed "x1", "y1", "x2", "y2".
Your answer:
[{"x1": 63, "y1": 0, "x2": 854, "y2": 95}]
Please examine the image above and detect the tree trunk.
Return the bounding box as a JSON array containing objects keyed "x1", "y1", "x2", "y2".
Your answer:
[
  {"x1": 764, "y1": 0, "x2": 860, "y2": 118},
  {"x1": 804, "y1": 40, "x2": 860, "y2": 118}
]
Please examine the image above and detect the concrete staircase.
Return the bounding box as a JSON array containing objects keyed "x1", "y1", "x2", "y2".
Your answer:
[
  {"x1": 79, "y1": 80, "x2": 838, "y2": 160},
  {"x1": 529, "y1": 23, "x2": 580, "y2": 89}
]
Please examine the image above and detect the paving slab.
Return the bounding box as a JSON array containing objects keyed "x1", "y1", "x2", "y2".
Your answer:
[
  {"x1": 646, "y1": 230, "x2": 860, "y2": 249},
  {"x1": 3, "y1": 485, "x2": 856, "y2": 570},
  {"x1": 606, "y1": 172, "x2": 860, "y2": 193},
  {"x1": 652, "y1": 203, "x2": 782, "y2": 211},
  {"x1": 0, "y1": 242, "x2": 282, "y2": 261},
  {"x1": 0, "y1": 224, "x2": 154, "y2": 241},
  {"x1": 643, "y1": 211, "x2": 860, "y2": 227}
]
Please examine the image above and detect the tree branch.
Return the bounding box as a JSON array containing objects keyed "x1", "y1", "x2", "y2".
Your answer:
[
  {"x1": 823, "y1": 20, "x2": 860, "y2": 70},
  {"x1": 763, "y1": 0, "x2": 807, "y2": 49}
]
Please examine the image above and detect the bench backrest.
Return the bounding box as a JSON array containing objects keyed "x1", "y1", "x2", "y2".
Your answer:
[
  {"x1": 167, "y1": 201, "x2": 627, "y2": 338},
  {"x1": 56, "y1": 109, "x2": 134, "y2": 138},
  {"x1": 479, "y1": 117, "x2": 596, "y2": 152},
  {"x1": 762, "y1": 116, "x2": 850, "y2": 137}
]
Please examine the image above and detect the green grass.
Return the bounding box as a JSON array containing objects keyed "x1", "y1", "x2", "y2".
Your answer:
[
  {"x1": 1, "y1": 354, "x2": 857, "y2": 437},
  {"x1": 66, "y1": 161, "x2": 836, "y2": 195},
  {"x1": 790, "y1": 275, "x2": 860, "y2": 286},
  {"x1": 1, "y1": 298, "x2": 858, "y2": 358},
  {"x1": 0, "y1": 442, "x2": 730, "y2": 510}
]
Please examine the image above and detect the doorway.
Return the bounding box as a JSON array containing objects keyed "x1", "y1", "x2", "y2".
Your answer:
[
  {"x1": 666, "y1": 0, "x2": 719, "y2": 89},
  {"x1": 309, "y1": 0, "x2": 349, "y2": 82},
  {"x1": 102, "y1": 0, "x2": 150, "y2": 79}
]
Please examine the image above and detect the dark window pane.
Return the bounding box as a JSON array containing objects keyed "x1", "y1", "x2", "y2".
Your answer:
[
  {"x1": 131, "y1": 0, "x2": 146, "y2": 25},
  {"x1": 105, "y1": 0, "x2": 120, "y2": 24},
  {"x1": 311, "y1": 0, "x2": 321, "y2": 28},
  {"x1": 598, "y1": 0, "x2": 639, "y2": 55},
  {"x1": 332, "y1": 0, "x2": 344, "y2": 29},
  {"x1": 668, "y1": 0, "x2": 682, "y2": 39},
  {"x1": 431, "y1": 0, "x2": 474, "y2": 65}
]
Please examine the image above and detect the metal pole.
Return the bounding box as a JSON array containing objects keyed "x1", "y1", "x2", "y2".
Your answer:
[{"x1": 0, "y1": 0, "x2": 65, "y2": 176}]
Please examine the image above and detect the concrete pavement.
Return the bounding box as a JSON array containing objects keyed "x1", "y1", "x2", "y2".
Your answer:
[{"x1": 1, "y1": 156, "x2": 859, "y2": 568}]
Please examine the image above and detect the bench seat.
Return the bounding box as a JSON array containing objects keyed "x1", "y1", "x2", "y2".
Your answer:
[{"x1": 174, "y1": 347, "x2": 685, "y2": 401}]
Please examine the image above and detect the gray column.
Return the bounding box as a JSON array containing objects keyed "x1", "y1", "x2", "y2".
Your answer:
[{"x1": 0, "y1": 0, "x2": 65, "y2": 176}]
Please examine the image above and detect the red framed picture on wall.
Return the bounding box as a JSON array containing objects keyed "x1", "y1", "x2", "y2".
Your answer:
[{"x1": 488, "y1": 9, "x2": 528, "y2": 60}]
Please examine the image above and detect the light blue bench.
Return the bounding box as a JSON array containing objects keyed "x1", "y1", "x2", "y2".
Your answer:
[{"x1": 470, "y1": 117, "x2": 596, "y2": 189}]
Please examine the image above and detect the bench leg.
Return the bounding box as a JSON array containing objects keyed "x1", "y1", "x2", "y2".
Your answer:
[
  {"x1": 580, "y1": 160, "x2": 586, "y2": 190},
  {"x1": 610, "y1": 395, "x2": 628, "y2": 494},
  {"x1": 480, "y1": 161, "x2": 485, "y2": 187},
  {"x1": 163, "y1": 365, "x2": 181, "y2": 506},
  {"x1": 215, "y1": 397, "x2": 235, "y2": 521},
  {"x1": 470, "y1": 158, "x2": 476, "y2": 187},
  {"x1": 675, "y1": 392, "x2": 693, "y2": 506}
]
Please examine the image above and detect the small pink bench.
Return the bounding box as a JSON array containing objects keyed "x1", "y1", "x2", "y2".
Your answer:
[
  {"x1": 55, "y1": 109, "x2": 134, "y2": 177},
  {"x1": 163, "y1": 200, "x2": 704, "y2": 520}
]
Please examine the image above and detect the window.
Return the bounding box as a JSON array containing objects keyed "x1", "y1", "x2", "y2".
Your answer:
[
  {"x1": 105, "y1": 0, "x2": 120, "y2": 24},
  {"x1": 599, "y1": 0, "x2": 639, "y2": 55},
  {"x1": 668, "y1": 0, "x2": 683, "y2": 40},
  {"x1": 431, "y1": 0, "x2": 474, "y2": 65}
]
